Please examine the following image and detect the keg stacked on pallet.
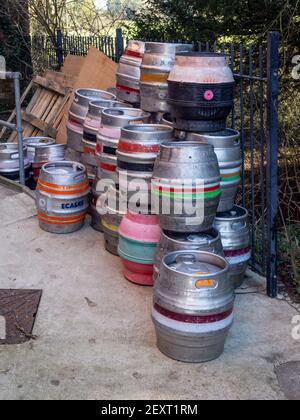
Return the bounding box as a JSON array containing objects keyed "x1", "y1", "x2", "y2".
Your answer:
[
  {"x1": 164, "y1": 51, "x2": 251, "y2": 289},
  {"x1": 94, "y1": 108, "x2": 150, "y2": 247},
  {"x1": 117, "y1": 124, "x2": 174, "y2": 285},
  {"x1": 116, "y1": 40, "x2": 145, "y2": 106}
]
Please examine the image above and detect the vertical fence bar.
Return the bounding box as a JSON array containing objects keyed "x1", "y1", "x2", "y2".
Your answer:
[
  {"x1": 56, "y1": 29, "x2": 64, "y2": 70},
  {"x1": 239, "y1": 43, "x2": 246, "y2": 207},
  {"x1": 259, "y1": 44, "x2": 266, "y2": 270},
  {"x1": 249, "y1": 45, "x2": 256, "y2": 266},
  {"x1": 266, "y1": 32, "x2": 279, "y2": 298},
  {"x1": 116, "y1": 28, "x2": 124, "y2": 62}
]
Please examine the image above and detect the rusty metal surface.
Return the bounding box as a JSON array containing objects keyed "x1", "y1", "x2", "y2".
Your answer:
[{"x1": 0, "y1": 289, "x2": 42, "y2": 345}]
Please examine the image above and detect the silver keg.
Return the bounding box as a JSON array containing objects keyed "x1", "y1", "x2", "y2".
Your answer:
[
  {"x1": 67, "y1": 89, "x2": 116, "y2": 153},
  {"x1": 153, "y1": 228, "x2": 224, "y2": 280},
  {"x1": 24, "y1": 137, "x2": 56, "y2": 164},
  {"x1": 97, "y1": 186, "x2": 127, "y2": 255},
  {"x1": 152, "y1": 142, "x2": 221, "y2": 232},
  {"x1": 188, "y1": 129, "x2": 242, "y2": 212},
  {"x1": 214, "y1": 205, "x2": 251, "y2": 288},
  {"x1": 97, "y1": 108, "x2": 150, "y2": 183},
  {"x1": 0, "y1": 143, "x2": 30, "y2": 183},
  {"x1": 117, "y1": 124, "x2": 174, "y2": 209},
  {"x1": 116, "y1": 40, "x2": 145, "y2": 104},
  {"x1": 36, "y1": 161, "x2": 90, "y2": 234},
  {"x1": 33, "y1": 144, "x2": 65, "y2": 182},
  {"x1": 140, "y1": 42, "x2": 193, "y2": 113},
  {"x1": 152, "y1": 250, "x2": 234, "y2": 363}
]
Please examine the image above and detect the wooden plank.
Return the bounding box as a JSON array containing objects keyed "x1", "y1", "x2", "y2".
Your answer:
[
  {"x1": 33, "y1": 75, "x2": 70, "y2": 96},
  {"x1": 56, "y1": 47, "x2": 117, "y2": 144},
  {"x1": 22, "y1": 112, "x2": 58, "y2": 138},
  {"x1": 44, "y1": 71, "x2": 75, "y2": 89}
]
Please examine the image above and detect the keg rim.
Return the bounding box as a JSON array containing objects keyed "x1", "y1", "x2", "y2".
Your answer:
[
  {"x1": 75, "y1": 88, "x2": 116, "y2": 101},
  {"x1": 102, "y1": 107, "x2": 149, "y2": 118},
  {"x1": 41, "y1": 160, "x2": 86, "y2": 175},
  {"x1": 176, "y1": 52, "x2": 227, "y2": 58},
  {"x1": 162, "y1": 228, "x2": 220, "y2": 245},
  {"x1": 121, "y1": 123, "x2": 174, "y2": 134},
  {"x1": 160, "y1": 141, "x2": 214, "y2": 150},
  {"x1": 35, "y1": 143, "x2": 65, "y2": 151},
  {"x1": 89, "y1": 99, "x2": 126, "y2": 110},
  {"x1": 162, "y1": 250, "x2": 229, "y2": 277},
  {"x1": 0, "y1": 142, "x2": 27, "y2": 151},
  {"x1": 24, "y1": 136, "x2": 56, "y2": 147},
  {"x1": 215, "y1": 205, "x2": 248, "y2": 221},
  {"x1": 188, "y1": 129, "x2": 240, "y2": 140}
]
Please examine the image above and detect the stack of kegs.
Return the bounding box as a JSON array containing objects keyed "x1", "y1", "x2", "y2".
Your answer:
[
  {"x1": 159, "y1": 51, "x2": 251, "y2": 289},
  {"x1": 67, "y1": 88, "x2": 116, "y2": 163},
  {"x1": 93, "y1": 107, "x2": 150, "y2": 240},
  {"x1": 117, "y1": 123, "x2": 174, "y2": 285}
]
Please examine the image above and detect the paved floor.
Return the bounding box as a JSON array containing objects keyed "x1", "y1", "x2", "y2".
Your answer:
[{"x1": 0, "y1": 187, "x2": 299, "y2": 400}]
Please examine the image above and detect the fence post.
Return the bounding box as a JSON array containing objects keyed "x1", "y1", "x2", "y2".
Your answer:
[
  {"x1": 266, "y1": 31, "x2": 279, "y2": 298},
  {"x1": 56, "y1": 29, "x2": 64, "y2": 70},
  {"x1": 116, "y1": 28, "x2": 124, "y2": 62}
]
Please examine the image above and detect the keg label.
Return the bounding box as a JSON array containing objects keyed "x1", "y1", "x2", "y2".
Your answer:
[{"x1": 61, "y1": 200, "x2": 84, "y2": 210}]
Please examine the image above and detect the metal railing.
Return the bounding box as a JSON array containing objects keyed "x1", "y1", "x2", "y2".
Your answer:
[
  {"x1": 0, "y1": 72, "x2": 25, "y2": 185},
  {"x1": 23, "y1": 30, "x2": 281, "y2": 297}
]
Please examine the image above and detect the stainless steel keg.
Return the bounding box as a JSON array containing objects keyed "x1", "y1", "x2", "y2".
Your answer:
[
  {"x1": 97, "y1": 108, "x2": 150, "y2": 183},
  {"x1": 117, "y1": 124, "x2": 174, "y2": 209},
  {"x1": 214, "y1": 205, "x2": 251, "y2": 288},
  {"x1": 67, "y1": 89, "x2": 116, "y2": 153},
  {"x1": 188, "y1": 129, "x2": 242, "y2": 212},
  {"x1": 152, "y1": 250, "x2": 234, "y2": 363},
  {"x1": 36, "y1": 161, "x2": 90, "y2": 234},
  {"x1": 0, "y1": 143, "x2": 30, "y2": 183},
  {"x1": 152, "y1": 142, "x2": 221, "y2": 232},
  {"x1": 140, "y1": 42, "x2": 193, "y2": 113},
  {"x1": 153, "y1": 228, "x2": 224, "y2": 280},
  {"x1": 24, "y1": 137, "x2": 56, "y2": 163},
  {"x1": 116, "y1": 40, "x2": 145, "y2": 104},
  {"x1": 33, "y1": 144, "x2": 65, "y2": 182}
]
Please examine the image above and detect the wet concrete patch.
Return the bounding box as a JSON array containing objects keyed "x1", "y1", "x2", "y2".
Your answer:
[{"x1": 275, "y1": 361, "x2": 300, "y2": 400}]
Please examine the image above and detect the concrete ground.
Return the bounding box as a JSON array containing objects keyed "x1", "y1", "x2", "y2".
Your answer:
[{"x1": 0, "y1": 186, "x2": 299, "y2": 400}]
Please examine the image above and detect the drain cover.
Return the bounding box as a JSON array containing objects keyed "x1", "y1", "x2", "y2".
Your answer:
[
  {"x1": 0, "y1": 290, "x2": 42, "y2": 345},
  {"x1": 275, "y1": 361, "x2": 300, "y2": 400}
]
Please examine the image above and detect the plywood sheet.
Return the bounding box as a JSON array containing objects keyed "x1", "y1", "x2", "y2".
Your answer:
[{"x1": 56, "y1": 47, "x2": 117, "y2": 144}]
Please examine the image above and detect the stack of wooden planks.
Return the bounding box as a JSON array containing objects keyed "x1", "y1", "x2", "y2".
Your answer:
[{"x1": 0, "y1": 71, "x2": 74, "y2": 141}]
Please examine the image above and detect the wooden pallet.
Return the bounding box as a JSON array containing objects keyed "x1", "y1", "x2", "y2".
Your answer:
[{"x1": 0, "y1": 71, "x2": 74, "y2": 141}]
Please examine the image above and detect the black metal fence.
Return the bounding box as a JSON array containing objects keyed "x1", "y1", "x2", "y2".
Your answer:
[{"x1": 30, "y1": 29, "x2": 279, "y2": 297}]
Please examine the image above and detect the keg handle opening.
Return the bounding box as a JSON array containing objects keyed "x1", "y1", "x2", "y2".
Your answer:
[
  {"x1": 232, "y1": 221, "x2": 247, "y2": 230},
  {"x1": 11, "y1": 153, "x2": 20, "y2": 160}
]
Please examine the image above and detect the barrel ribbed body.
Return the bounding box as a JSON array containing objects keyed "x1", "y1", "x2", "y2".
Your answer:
[
  {"x1": 140, "y1": 42, "x2": 193, "y2": 113},
  {"x1": 36, "y1": 161, "x2": 90, "y2": 234},
  {"x1": 168, "y1": 53, "x2": 235, "y2": 132},
  {"x1": 116, "y1": 40, "x2": 145, "y2": 104},
  {"x1": 24, "y1": 137, "x2": 56, "y2": 164},
  {"x1": 118, "y1": 211, "x2": 161, "y2": 286},
  {"x1": 82, "y1": 100, "x2": 126, "y2": 173},
  {"x1": 97, "y1": 108, "x2": 150, "y2": 183},
  {"x1": 33, "y1": 144, "x2": 65, "y2": 182},
  {"x1": 117, "y1": 124, "x2": 174, "y2": 208},
  {"x1": 67, "y1": 89, "x2": 116, "y2": 153},
  {"x1": 188, "y1": 129, "x2": 242, "y2": 212},
  {"x1": 0, "y1": 143, "x2": 30, "y2": 183},
  {"x1": 214, "y1": 205, "x2": 251, "y2": 288},
  {"x1": 65, "y1": 148, "x2": 82, "y2": 163},
  {"x1": 152, "y1": 142, "x2": 221, "y2": 232},
  {"x1": 152, "y1": 250, "x2": 234, "y2": 362},
  {"x1": 97, "y1": 186, "x2": 127, "y2": 255},
  {"x1": 153, "y1": 229, "x2": 224, "y2": 280}
]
